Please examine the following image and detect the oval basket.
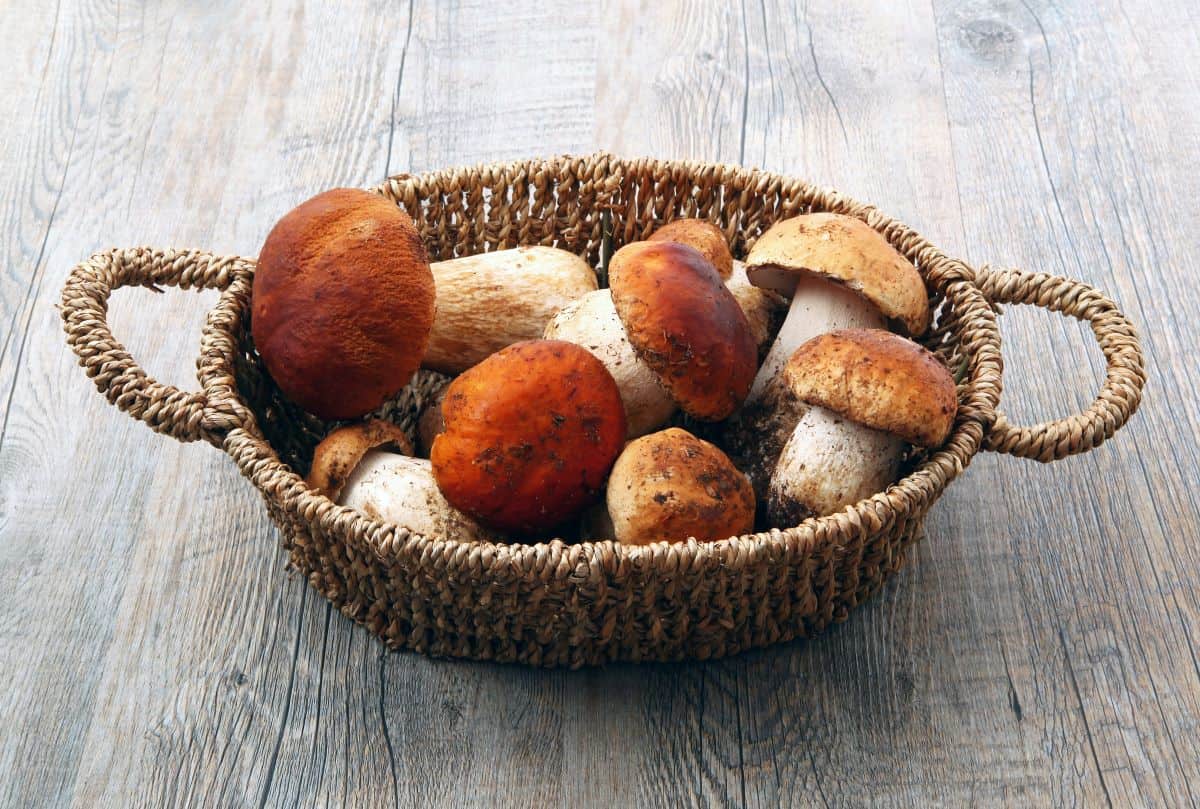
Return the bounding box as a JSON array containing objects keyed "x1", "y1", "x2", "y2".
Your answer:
[{"x1": 61, "y1": 153, "x2": 1145, "y2": 667}]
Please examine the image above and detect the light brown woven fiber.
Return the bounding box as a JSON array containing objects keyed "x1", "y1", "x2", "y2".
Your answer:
[{"x1": 61, "y1": 153, "x2": 1146, "y2": 667}]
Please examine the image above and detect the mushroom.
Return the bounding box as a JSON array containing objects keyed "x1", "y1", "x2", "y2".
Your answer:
[
  {"x1": 545, "y1": 240, "x2": 756, "y2": 437},
  {"x1": 306, "y1": 420, "x2": 498, "y2": 542},
  {"x1": 766, "y1": 329, "x2": 958, "y2": 525},
  {"x1": 647, "y1": 219, "x2": 734, "y2": 279},
  {"x1": 646, "y1": 219, "x2": 785, "y2": 358},
  {"x1": 423, "y1": 246, "x2": 598, "y2": 374},
  {"x1": 725, "y1": 213, "x2": 931, "y2": 495},
  {"x1": 606, "y1": 428, "x2": 756, "y2": 545},
  {"x1": 253, "y1": 188, "x2": 436, "y2": 420},
  {"x1": 611, "y1": 240, "x2": 757, "y2": 421},
  {"x1": 744, "y1": 213, "x2": 930, "y2": 401},
  {"x1": 430, "y1": 340, "x2": 627, "y2": 535}
]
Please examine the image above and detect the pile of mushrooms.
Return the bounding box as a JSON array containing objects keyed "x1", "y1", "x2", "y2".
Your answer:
[{"x1": 255, "y1": 188, "x2": 956, "y2": 548}]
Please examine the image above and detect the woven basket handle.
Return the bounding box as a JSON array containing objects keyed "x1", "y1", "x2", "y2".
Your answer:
[
  {"x1": 975, "y1": 266, "x2": 1146, "y2": 462},
  {"x1": 61, "y1": 247, "x2": 254, "y2": 447}
]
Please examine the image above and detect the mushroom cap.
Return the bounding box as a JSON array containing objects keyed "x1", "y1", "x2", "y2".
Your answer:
[
  {"x1": 745, "y1": 213, "x2": 930, "y2": 336},
  {"x1": 606, "y1": 428, "x2": 756, "y2": 546},
  {"x1": 783, "y1": 329, "x2": 958, "y2": 447},
  {"x1": 306, "y1": 419, "x2": 414, "y2": 500},
  {"x1": 430, "y1": 340, "x2": 627, "y2": 534},
  {"x1": 647, "y1": 219, "x2": 734, "y2": 279},
  {"x1": 252, "y1": 188, "x2": 436, "y2": 420},
  {"x1": 608, "y1": 241, "x2": 756, "y2": 421}
]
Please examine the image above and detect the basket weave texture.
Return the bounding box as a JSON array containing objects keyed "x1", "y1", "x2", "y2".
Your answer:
[{"x1": 61, "y1": 153, "x2": 1145, "y2": 667}]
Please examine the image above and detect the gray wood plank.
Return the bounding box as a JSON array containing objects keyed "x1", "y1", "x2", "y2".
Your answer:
[
  {"x1": 0, "y1": 1, "x2": 1196, "y2": 808},
  {"x1": 932, "y1": 1, "x2": 1200, "y2": 806}
]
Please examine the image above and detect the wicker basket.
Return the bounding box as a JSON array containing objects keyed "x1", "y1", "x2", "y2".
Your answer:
[{"x1": 61, "y1": 153, "x2": 1145, "y2": 667}]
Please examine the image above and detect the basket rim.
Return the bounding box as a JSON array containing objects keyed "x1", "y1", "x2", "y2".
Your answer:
[{"x1": 212, "y1": 152, "x2": 1004, "y2": 572}]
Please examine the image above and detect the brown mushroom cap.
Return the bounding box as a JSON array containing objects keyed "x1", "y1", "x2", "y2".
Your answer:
[
  {"x1": 647, "y1": 219, "x2": 734, "y2": 280},
  {"x1": 430, "y1": 340, "x2": 627, "y2": 535},
  {"x1": 306, "y1": 420, "x2": 414, "y2": 500},
  {"x1": 783, "y1": 329, "x2": 958, "y2": 447},
  {"x1": 745, "y1": 213, "x2": 930, "y2": 336},
  {"x1": 606, "y1": 428, "x2": 756, "y2": 545},
  {"x1": 252, "y1": 188, "x2": 436, "y2": 420},
  {"x1": 608, "y1": 241, "x2": 756, "y2": 421}
]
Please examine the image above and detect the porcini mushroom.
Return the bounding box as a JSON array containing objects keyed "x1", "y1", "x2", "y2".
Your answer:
[
  {"x1": 430, "y1": 340, "x2": 626, "y2": 535},
  {"x1": 744, "y1": 213, "x2": 931, "y2": 401},
  {"x1": 609, "y1": 241, "x2": 756, "y2": 422},
  {"x1": 647, "y1": 219, "x2": 734, "y2": 279},
  {"x1": 606, "y1": 428, "x2": 756, "y2": 545},
  {"x1": 253, "y1": 188, "x2": 436, "y2": 420},
  {"x1": 423, "y1": 246, "x2": 598, "y2": 374},
  {"x1": 725, "y1": 213, "x2": 931, "y2": 496},
  {"x1": 306, "y1": 420, "x2": 498, "y2": 542},
  {"x1": 545, "y1": 240, "x2": 757, "y2": 437},
  {"x1": 766, "y1": 329, "x2": 958, "y2": 525}
]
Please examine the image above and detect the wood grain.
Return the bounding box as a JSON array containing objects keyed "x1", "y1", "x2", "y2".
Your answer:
[{"x1": 1, "y1": 1, "x2": 1196, "y2": 807}]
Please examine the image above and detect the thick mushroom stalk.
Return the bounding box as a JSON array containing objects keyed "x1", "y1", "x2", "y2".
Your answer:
[
  {"x1": 423, "y1": 246, "x2": 598, "y2": 375},
  {"x1": 765, "y1": 329, "x2": 958, "y2": 526},
  {"x1": 544, "y1": 290, "x2": 675, "y2": 438},
  {"x1": 767, "y1": 406, "x2": 903, "y2": 526}
]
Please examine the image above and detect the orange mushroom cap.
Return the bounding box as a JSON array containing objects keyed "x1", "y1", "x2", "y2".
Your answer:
[
  {"x1": 252, "y1": 188, "x2": 436, "y2": 420},
  {"x1": 609, "y1": 241, "x2": 756, "y2": 421},
  {"x1": 430, "y1": 340, "x2": 627, "y2": 535}
]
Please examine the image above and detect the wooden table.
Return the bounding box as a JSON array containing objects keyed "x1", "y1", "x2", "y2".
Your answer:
[{"x1": 2, "y1": 1, "x2": 1196, "y2": 806}]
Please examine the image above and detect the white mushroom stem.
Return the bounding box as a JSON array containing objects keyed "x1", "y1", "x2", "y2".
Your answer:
[
  {"x1": 748, "y1": 274, "x2": 885, "y2": 402},
  {"x1": 339, "y1": 450, "x2": 499, "y2": 542},
  {"x1": 544, "y1": 289, "x2": 676, "y2": 438},
  {"x1": 424, "y1": 246, "x2": 598, "y2": 374},
  {"x1": 767, "y1": 405, "x2": 905, "y2": 525}
]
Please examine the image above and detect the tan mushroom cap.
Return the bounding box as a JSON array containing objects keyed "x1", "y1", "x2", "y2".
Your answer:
[
  {"x1": 745, "y1": 213, "x2": 931, "y2": 336},
  {"x1": 647, "y1": 219, "x2": 734, "y2": 280},
  {"x1": 306, "y1": 420, "x2": 414, "y2": 500},
  {"x1": 783, "y1": 329, "x2": 958, "y2": 447},
  {"x1": 607, "y1": 428, "x2": 756, "y2": 546},
  {"x1": 609, "y1": 241, "x2": 756, "y2": 421}
]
